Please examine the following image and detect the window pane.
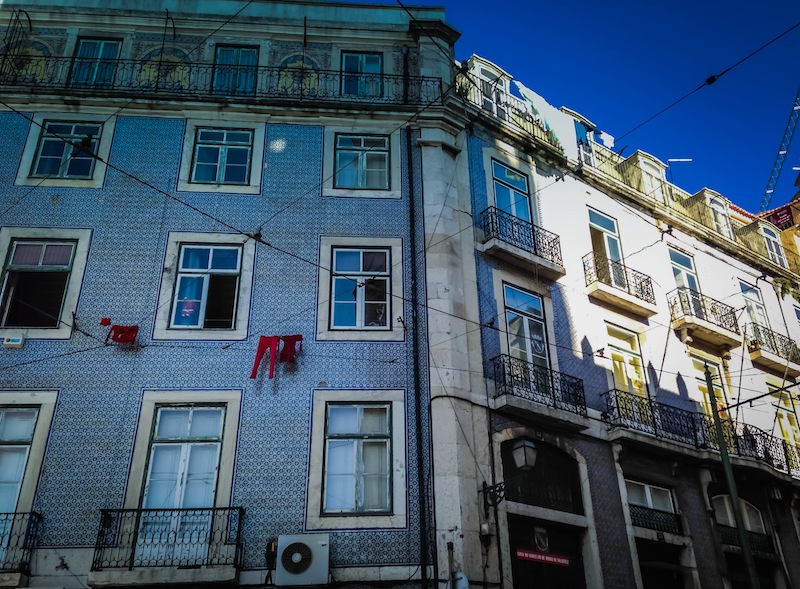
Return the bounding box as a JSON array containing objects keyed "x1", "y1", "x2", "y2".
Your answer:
[
  {"x1": 334, "y1": 251, "x2": 361, "y2": 272},
  {"x1": 227, "y1": 132, "x2": 252, "y2": 144},
  {"x1": 493, "y1": 161, "x2": 527, "y2": 192},
  {"x1": 0, "y1": 410, "x2": 37, "y2": 441},
  {"x1": 364, "y1": 279, "x2": 387, "y2": 301},
  {"x1": 189, "y1": 409, "x2": 223, "y2": 438},
  {"x1": 198, "y1": 130, "x2": 226, "y2": 143},
  {"x1": 210, "y1": 248, "x2": 239, "y2": 270},
  {"x1": 156, "y1": 409, "x2": 190, "y2": 438},
  {"x1": 649, "y1": 487, "x2": 673, "y2": 512},
  {"x1": 10, "y1": 243, "x2": 42, "y2": 266},
  {"x1": 362, "y1": 441, "x2": 389, "y2": 510},
  {"x1": 0, "y1": 447, "x2": 27, "y2": 512},
  {"x1": 626, "y1": 481, "x2": 647, "y2": 506},
  {"x1": 42, "y1": 243, "x2": 74, "y2": 266},
  {"x1": 225, "y1": 147, "x2": 250, "y2": 165},
  {"x1": 204, "y1": 274, "x2": 237, "y2": 328},
  {"x1": 181, "y1": 248, "x2": 210, "y2": 270},
  {"x1": 360, "y1": 407, "x2": 388, "y2": 434},
  {"x1": 335, "y1": 152, "x2": 359, "y2": 188},
  {"x1": 143, "y1": 445, "x2": 182, "y2": 509},
  {"x1": 328, "y1": 406, "x2": 359, "y2": 434},
  {"x1": 183, "y1": 444, "x2": 219, "y2": 508},
  {"x1": 0, "y1": 271, "x2": 69, "y2": 327},
  {"x1": 588, "y1": 209, "x2": 617, "y2": 233},
  {"x1": 362, "y1": 251, "x2": 387, "y2": 273},
  {"x1": 325, "y1": 440, "x2": 355, "y2": 510},
  {"x1": 173, "y1": 276, "x2": 204, "y2": 327},
  {"x1": 504, "y1": 285, "x2": 543, "y2": 318}
]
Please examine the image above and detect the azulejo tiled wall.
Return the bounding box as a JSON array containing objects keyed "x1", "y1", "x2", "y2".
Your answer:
[{"x1": 1, "y1": 112, "x2": 432, "y2": 567}]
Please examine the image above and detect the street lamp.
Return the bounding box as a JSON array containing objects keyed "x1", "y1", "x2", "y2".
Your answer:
[{"x1": 481, "y1": 439, "x2": 537, "y2": 517}]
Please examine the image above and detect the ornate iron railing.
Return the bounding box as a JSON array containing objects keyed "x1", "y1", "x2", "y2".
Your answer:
[
  {"x1": 455, "y1": 72, "x2": 562, "y2": 151},
  {"x1": 480, "y1": 207, "x2": 563, "y2": 267},
  {"x1": 746, "y1": 323, "x2": 800, "y2": 364},
  {"x1": 628, "y1": 504, "x2": 682, "y2": 535},
  {"x1": 718, "y1": 525, "x2": 774, "y2": 553},
  {"x1": 491, "y1": 354, "x2": 586, "y2": 417},
  {"x1": 667, "y1": 287, "x2": 740, "y2": 335},
  {"x1": 582, "y1": 252, "x2": 656, "y2": 305},
  {"x1": 603, "y1": 389, "x2": 800, "y2": 479},
  {"x1": 0, "y1": 55, "x2": 442, "y2": 106},
  {"x1": 0, "y1": 512, "x2": 42, "y2": 573},
  {"x1": 91, "y1": 507, "x2": 244, "y2": 571}
]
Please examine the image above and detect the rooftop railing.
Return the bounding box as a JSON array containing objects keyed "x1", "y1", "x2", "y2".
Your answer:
[
  {"x1": 0, "y1": 512, "x2": 42, "y2": 573},
  {"x1": 480, "y1": 206, "x2": 563, "y2": 267},
  {"x1": 667, "y1": 287, "x2": 740, "y2": 335},
  {"x1": 91, "y1": 507, "x2": 244, "y2": 571},
  {"x1": 604, "y1": 389, "x2": 800, "y2": 480},
  {"x1": 0, "y1": 55, "x2": 443, "y2": 106},
  {"x1": 491, "y1": 354, "x2": 586, "y2": 417},
  {"x1": 582, "y1": 251, "x2": 656, "y2": 305},
  {"x1": 746, "y1": 323, "x2": 800, "y2": 364}
]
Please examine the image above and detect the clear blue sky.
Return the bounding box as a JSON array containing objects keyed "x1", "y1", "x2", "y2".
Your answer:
[{"x1": 404, "y1": 0, "x2": 800, "y2": 214}]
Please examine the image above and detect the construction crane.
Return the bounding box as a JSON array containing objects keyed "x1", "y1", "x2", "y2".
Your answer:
[{"x1": 759, "y1": 84, "x2": 800, "y2": 213}]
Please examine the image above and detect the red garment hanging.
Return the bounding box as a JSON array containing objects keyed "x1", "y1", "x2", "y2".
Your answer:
[
  {"x1": 251, "y1": 335, "x2": 281, "y2": 379},
  {"x1": 106, "y1": 325, "x2": 139, "y2": 344},
  {"x1": 279, "y1": 334, "x2": 303, "y2": 363}
]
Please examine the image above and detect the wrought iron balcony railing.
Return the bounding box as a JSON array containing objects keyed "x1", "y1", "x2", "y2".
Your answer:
[
  {"x1": 603, "y1": 389, "x2": 800, "y2": 480},
  {"x1": 745, "y1": 323, "x2": 800, "y2": 364},
  {"x1": 491, "y1": 354, "x2": 586, "y2": 417},
  {"x1": 718, "y1": 524, "x2": 774, "y2": 553},
  {"x1": 628, "y1": 504, "x2": 682, "y2": 535},
  {"x1": 0, "y1": 512, "x2": 42, "y2": 573},
  {"x1": 667, "y1": 287, "x2": 740, "y2": 335},
  {"x1": 0, "y1": 55, "x2": 442, "y2": 106},
  {"x1": 582, "y1": 252, "x2": 656, "y2": 305},
  {"x1": 480, "y1": 207, "x2": 563, "y2": 267},
  {"x1": 91, "y1": 507, "x2": 244, "y2": 571}
]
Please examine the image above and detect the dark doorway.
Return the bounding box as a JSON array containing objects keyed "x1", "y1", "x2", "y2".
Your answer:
[
  {"x1": 636, "y1": 538, "x2": 686, "y2": 589},
  {"x1": 509, "y1": 516, "x2": 586, "y2": 589}
]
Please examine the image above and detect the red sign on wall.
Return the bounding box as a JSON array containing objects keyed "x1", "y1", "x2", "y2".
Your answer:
[
  {"x1": 766, "y1": 205, "x2": 794, "y2": 230},
  {"x1": 515, "y1": 549, "x2": 570, "y2": 567}
]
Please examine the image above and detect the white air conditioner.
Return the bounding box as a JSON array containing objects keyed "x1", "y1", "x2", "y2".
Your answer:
[{"x1": 275, "y1": 533, "x2": 329, "y2": 586}]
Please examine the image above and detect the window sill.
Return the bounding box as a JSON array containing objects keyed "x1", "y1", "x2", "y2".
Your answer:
[
  {"x1": 323, "y1": 187, "x2": 401, "y2": 199},
  {"x1": 152, "y1": 327, "x2": 248, "y2": 341},
  {"x1": 306, "y1": 512, "x2": 406, "y2": 531}
]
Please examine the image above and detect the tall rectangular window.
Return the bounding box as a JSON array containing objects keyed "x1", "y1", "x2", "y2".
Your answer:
[
  {"x1": 341, "y1": 52, "x2": 382, "y2": 97},
  {"x1": 191, "y1": 129, "x2": 253, "y2": 185},
  {"x1": 32, "y1": 122, "x2": 101, "y2": 179},
  {"x1": 493, "y1": 161, "x2": 532, "y2": 223},
  {"x1": 1, "y1": 240, "x2": 76, "y2": 328},
  {"x1": 589, "y1": 209, "x2": 625, "y2": 288},
  {"x1": 504, "y1": 284, "x2": 548, "y2": 368},
  {"x1": 70, "y1": 39, "x2": 120, "y2": 88},
  {"x1": 171, "y1": 244, "x2": 242, "y2": 329},
  {"x1": 334, "y1": 134, "x2": 389, "y2": 190},
  {"x1": 0, "y1": 408, "x2": 38, "y2": 513},
  {"x1": 762, "y1": 226, "x2": 787, "y2": 268},
  {"x1": 323, "y1": 403, "x2": 390, "y2": 514},
  {"x1": 740, "y1": 281, "x2": 768, "y2": 326},
  {"x1": 212, "y1": 46, "x2": 257, "y2": 96},
  {"x1": 692, "y1": 356, "x2": 728, "y2": 418},
  {"x1": 330, "y1": 248, "x2": 390, "y2": 330}
]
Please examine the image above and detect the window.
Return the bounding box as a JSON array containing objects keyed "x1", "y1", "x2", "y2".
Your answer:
[
  {"x1": 16, "y1": 114, "x2": 116, "y2": 189},
  {"x1": 317, "y1": 237, "x2": 403, "y2": 342},
  {"x1": 589, "y1": 209, "x2": 625, "y2": 289},
  {"x1": 191, "y1": 128, "x2": 253, "y2": 185},
  {"x1": 0, "y1": 228, "x2": 91, "y2": 339},
  {"x1": 1, "y1": 240, "x2": 75, "y2": 328},
  {"x1": 762, "y1": 226, "x2": 787, "y2": 268},
  {"x1": 669, "y1": 248, "x2": 699, "y2": 292},
  {"x1": 692, "y1": 356, "x2": 728, "y2": 419},
  {"x1": 625, "y1": 480, "x2": 675, "y2": 513},
  {"x1": 493, "y1": 160, "x2": 534, "y2": 223},
  {"x1": 323, "y1": 403, "x2": 390, "y2": 514},
  {"x1": 334, "y1": 134, "x2": 389, "y2": 190},
  {"x1": 712, "y1": 495, "x2": 766, "y2": 534},
  {"x1": 607, "y1": 325, "x2": 646, "y2": 397},
  {"x1": 773, "y1": 388, "x2": 800, "y2": 451},
  {"x1": 330, "y1": 247, "x2": 390, "y2": 330},
  {"x1": 31, "y1": 122, "x2": 101, "y2": 179},
  {"x1": 504, "y1": 284, "x2": 548, "y2": 368},
  {"x1": 341, "y1": 52, "x2": 382, "y2": 97},
  {"x1": 177, "y1": 120, "x2": 264, "y2": 194},
  {"x1": 153, "y1": 232, "x2": 255, "y2": 341},
  {"x1": 710, "y1": 198, "x2": 732, "y2": 239},
  {"x1": 212, "y1": 46, "x2": 257, "y2": 96},
  {"x1": 0, "y1": 408, "x2": 38, "y2": 514},
  {"x1": 740, "y1": 281, "x2": 768, "y2": 326},
  {"x1": 307, "y1": 389, "x2": 406, "y2": 529},
  {"x1": 70, "y1": 39, "x2": 120, "y2": 88},
  {"x1": 477, "y1": 66, "x2": 510, "y2": 120}
]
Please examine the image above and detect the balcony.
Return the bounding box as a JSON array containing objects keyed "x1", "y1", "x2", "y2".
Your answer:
[
  {"x1": 628, "y1": 504, "x2": 682, "y2": 535},
  {"x1": 582, "y1": 252, "x2": 658, "y2": 317},
  {"x1": 478, "y1": 207, "x2": 565, "y2": 278},
  {"x1": 717, "y1": 525, "x2": 774, "y2": 554},
  {"x1": 491, "y1": 355, "x2": 586, "y2": 427},
  {"x1": 603, "y1": 389, "x2": 800, "y2": 480},
  {"x1": 0, "y1": 512, "x2": 41, "y2": 585},
  {"x1": 668, "y1": 287, "x2": 741, "y2": 348},
  {"x1": 745, "y1": 323, "x2": 800, "y2": 377},
  {"x1": 89, "y1": 507, "x2": 244, "y2": 587},
  {"x1": 0, "y1": 55, "x2": 442, "y2": 107}
]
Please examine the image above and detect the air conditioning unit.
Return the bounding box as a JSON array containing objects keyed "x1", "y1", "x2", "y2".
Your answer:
[{"x1": 275, "y1": 533, "x2": 329, "y2": 586}]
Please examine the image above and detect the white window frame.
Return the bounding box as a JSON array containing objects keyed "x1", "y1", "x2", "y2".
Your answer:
[
  {"x1": 0, "y1": 391, "x2": 57, "y2": 514},
  {"x1": 307, "y1": 389, "x2": 406, "y2": 530},
  {"x1": 333, "y1": 134, "x2": 390, "y2": 191},
  {"x1": 0, "y1": 227, "x2": 91, "y2": 340},
  {"x1": 709, "y1": 197, "x2": 733, "y2": 239},
  {"x1": 480, "y1": 147, "x2": 539, "y2": 226},
  {"x1": 316, "y1": 236, "x2": 404, "y2": 342},
  {"x1": 625, "y1": 480, "x2": 675, "y2": 513},
  {"x1": 153, "y1": 232, "x2": 255, "y2": 341},
  {"x1": 190, "y1": 128, "x2": 254, "y2": 185},
  {"x1": 322, "y1": 126, "x2": 400, "y2": 199},
  {"x1": 739, "y1": 280, "x2": 768, "y2": 327},
  {"x1": 123, "y1": 390, "x2": 240, "y2": 510},
  {"x1": 15, "y1": 113, "x2": 117, "y2": 189},
  {"x1": 177, "y1": 119, "x2": 265, "y2": 195},
  {"x1": 329, "y1": 247, "x2": 391, "y2": 331},
  {"x1": 762, "y1": 225, "x2": 787, "y2": 268},
  {"x1": 712, "y1": 495, "x2": 766, "y2": 534}
]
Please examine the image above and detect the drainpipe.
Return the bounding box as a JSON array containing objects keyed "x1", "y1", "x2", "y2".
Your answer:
[{"x1": 407, "y1": 128, "x2": 431, "y2": 588}]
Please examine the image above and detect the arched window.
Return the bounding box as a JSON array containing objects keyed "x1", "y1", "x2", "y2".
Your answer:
[
  {"x1": 712, "y1": 495, "x2": 765, "y2": 534},
  {"x1": 501, "y1": 439, "x2": 583, "y2": 515},
  {"x1": 709, "y1": 198, "x2": 732, "y2": 239},
  {"x1": 761, "y1": 226, "x2": 787, "y2": 268}
]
